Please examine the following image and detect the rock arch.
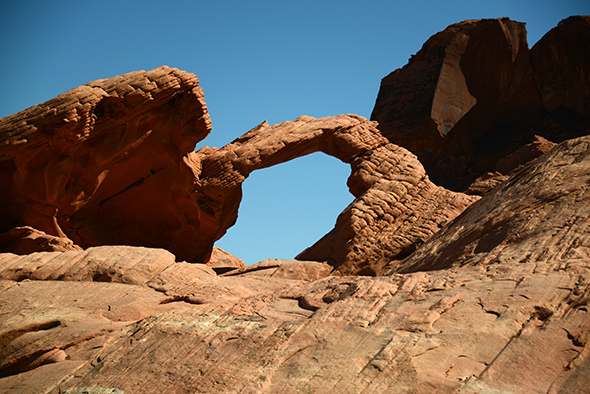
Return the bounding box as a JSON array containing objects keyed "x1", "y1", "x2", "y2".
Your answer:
[{"x1": 192, "y1": 115, "x2": 478, "y2": 274}]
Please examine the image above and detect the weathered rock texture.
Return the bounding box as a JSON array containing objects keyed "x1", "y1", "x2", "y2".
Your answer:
[
  {"x1": 1, "y1": 15, "x2": 590, "y2": 394},
  {"x1": 1, "y1": 221, "x2": 590, "y2": 393},
  {"x1": 391, "y1": 134, "x2": 590, "y2": 274},
  {"x1": 1, "y1": 82, "x2": 474, "y2": 271},
  {"x1": 297, "y1": 142, "x2": 478, "y2": 275},
  {"x1": 194, "y1": 115, "x2": 477, "y2": 274},
  {"x1": 0, "y1": 66, "x2": 211, "y2": 261},
  {"x1": 371, "y1": 16, "x2": 590, "y2": 190}
]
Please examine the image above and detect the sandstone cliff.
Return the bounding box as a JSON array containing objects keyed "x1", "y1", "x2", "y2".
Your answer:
[{"x1": 371, "y1": 16, "x2": 590, "y2": 191}]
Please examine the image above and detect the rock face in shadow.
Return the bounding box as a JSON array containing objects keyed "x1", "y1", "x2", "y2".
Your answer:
[
  {"x1": 0, "y1": 66, "x2": 212, "y2": 262},
  {"x1": 371, "y1": 16, "x2": 590, "y2": 190},
  {"x1": 531, "y1": 16, "x2": 590, "y2": 121}
]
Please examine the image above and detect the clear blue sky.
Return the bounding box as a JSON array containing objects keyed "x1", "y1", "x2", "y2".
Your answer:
[{"x1": 1, "y1": 1, "x2": 588, "y2": 264}]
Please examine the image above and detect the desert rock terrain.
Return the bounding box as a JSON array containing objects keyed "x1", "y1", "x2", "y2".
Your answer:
[{"x1": 1, "y1": 16, "x2": 589, "y2": 393}]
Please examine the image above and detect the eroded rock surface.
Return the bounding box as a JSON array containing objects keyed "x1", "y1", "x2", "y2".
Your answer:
[
  {"x1": 391, "y1": 134, "x2": 590, "y2": 274},
  {"x1": 0, "y1": 66, "x2": 211, "y2": 262},
  {"x1": 192, "y1": 115, "x2": 477, "y2": 274},
  {"x1": 298, "y1": 143, "x2": 478, "y2": 275},
  {"x1": 371, "y1": 16, "x2": 590, "y2": 190},
  {"x1": 1, "y1": 245, "x2": 589, "y2": 393},
  {"x1": 1, "y1": 92, "x2": 473, "y2": 270}
]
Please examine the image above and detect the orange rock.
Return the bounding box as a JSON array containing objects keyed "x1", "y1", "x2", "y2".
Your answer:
[
  {"x1": 1, "y1": 242, "x2": 589, "y2": 392},
  {"x1": 220, "y1": 258, "x2": 333, "y2": 281},
  {"x1": 0, "y1": 226, "x2": 82, "y2": 254},
  {"x1": 392, "y1": 134, "x2": 590, "y2": 274},
  {"x1": 207, "y1": 246, "x2": 246, "y2": 270},
  {"x1": 298, "y1": 143, "x2": 478, "y2": 275},
  {"x1": 0, "y1": 66, "x2": 211, "y2": 262}
]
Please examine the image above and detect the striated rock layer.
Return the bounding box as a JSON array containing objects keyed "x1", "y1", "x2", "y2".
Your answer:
[
  {"x1": 371, "y1": 16, "x2": 590, "y2": 190},
  {"x1": 0, "y1": 66, "x2": 212, "y2": 262}
]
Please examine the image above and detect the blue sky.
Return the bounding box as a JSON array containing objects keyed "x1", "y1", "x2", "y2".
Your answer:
[{"x1": 1, "y1": 1, "x2": 589, "y2": 264}]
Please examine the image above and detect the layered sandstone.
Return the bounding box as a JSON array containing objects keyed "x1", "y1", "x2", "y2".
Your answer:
[
  {"x1": 0, "y1": 66, "x2": 211, "y2": 262},
  {"x1": 371, "y1": 16, "x2": 590, "y2": 190},
  {"x1": 1, "y1": 86, "x2": 474, "y2": 271},
  {"x1": 1, "y1": 16, "x2": 590, "y2": 393},
  {"x1": 391, "y1": 134, "x2": 590, "y2": 274},
  {"x1": 297, "y1": 143, "x2": 478, "y2": 275},
  {"x1": 194, "y1": 116, "x2": 476, "y2": 274}
]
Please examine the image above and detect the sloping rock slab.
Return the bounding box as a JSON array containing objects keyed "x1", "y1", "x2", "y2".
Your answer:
[{"x1": 0, "y1": 250, "x2": 588, "y2": 393}]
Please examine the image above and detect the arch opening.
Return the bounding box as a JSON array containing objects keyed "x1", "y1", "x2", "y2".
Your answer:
[{"x1": 214, "y1": 152, "x2": 353, "y2": 265}]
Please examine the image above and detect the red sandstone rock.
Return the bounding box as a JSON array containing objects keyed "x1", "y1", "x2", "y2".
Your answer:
[
  {"x1": 371, "y1": 17, "x2": 590, "y2": 191},
  {"x1": 207, "y1": 247, "x2": 246, "y2": 269},
  {"x1": 391, "y1": 134, "x2": 590, "y2": 274},
  {"x1": 531, "y1": 16, "x2": 590, "y2": 119},
  {"x1": 495, "y1": 134, "x2": 556, "y2": 174},
  {"x1": 0, "y1": 226, "x2": 82, "y2": 254},
  {"x1": 1, "y1": 239, "x2": 589, "y2": 392},
  {"x1": 464, "y1": 172, "x2": 509, "y2": 196},
  {"x1": 0, "y1": 66, "x2": 211, "y2": 262},
  {"x1": 297, "y1": 143, "x2": 478, "y2": 275},
  {"x1": 220, "y1": 258, "x2": 333, "y2": 281}
]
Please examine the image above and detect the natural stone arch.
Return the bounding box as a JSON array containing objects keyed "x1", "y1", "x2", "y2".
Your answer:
[
  {"x1": 192, "y1": 115, "x2": 478, "y2": 274},
  {"x1": 0, "y1": 67, "x2": 477, "y2": 274},
  {"x1": 191, "y1": 114, "x2": 388, "y2": 262}
]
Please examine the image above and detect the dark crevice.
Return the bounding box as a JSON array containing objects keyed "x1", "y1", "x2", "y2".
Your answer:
[
  {"x1": 158, "y1": 296, "x2": 203, "y2": 305},
  {"x1": 98, "y1": 167, "x2": 164, "y2": 208},
  {"x1": 0, "y1": 320, "x2": 62, "y2": 348}
]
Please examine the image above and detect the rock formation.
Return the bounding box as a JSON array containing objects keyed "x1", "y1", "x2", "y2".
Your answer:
[
  {"x1": 0, "y1": 66, "x2": 212, "y2": 262},
  {"x1": 1, "y1": 15, "x2": 590, "y2": 394},
  {"x1": 391, "y1": 134, "x2": 590, "y2": 274},
  {"x1": 297, "y1": 142, "x2": 477, "y2": 275},
  {"x1": 195, "y1": 116, "x2": 477, "y2": 275},
  {"x1": 1, "y1": 93, "x2": 475, "y2": 272},
  {"x1": 371, "y1": 16, "x2": 590, "y2": 190},
  {"x1": 2, "y1": 132, "x2": 590, "y2": 392}
]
